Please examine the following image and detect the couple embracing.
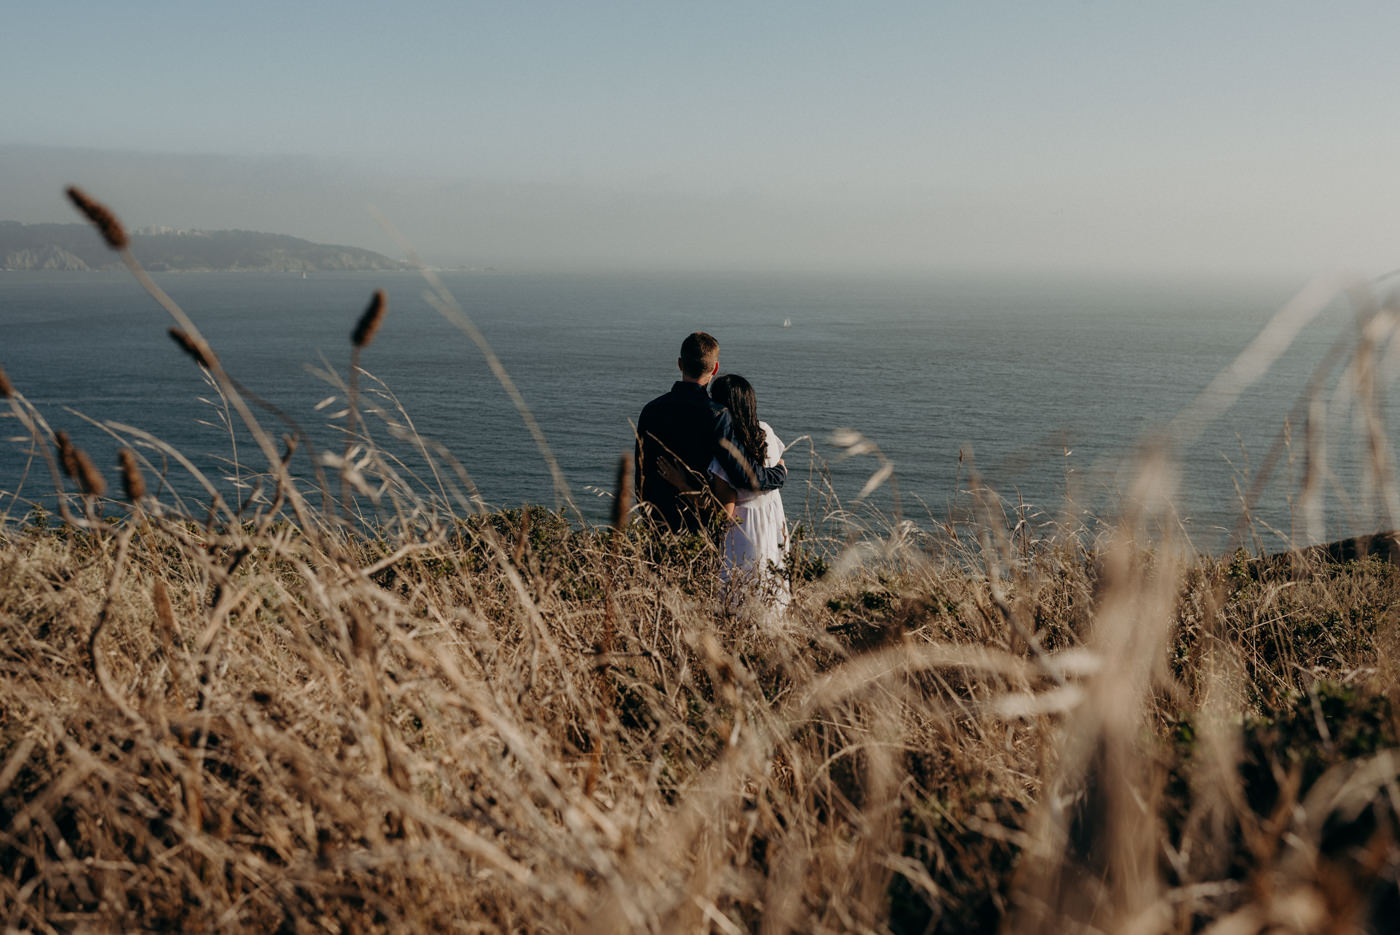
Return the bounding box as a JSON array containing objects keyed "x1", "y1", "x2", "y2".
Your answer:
[{"x1": 634, "y1": 331, "x2": 791, "y2": 616}]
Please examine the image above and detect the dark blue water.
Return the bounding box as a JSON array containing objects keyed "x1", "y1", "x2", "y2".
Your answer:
[{"x1": 0, "y1": 269, "x2": 1388, "y2": 551}]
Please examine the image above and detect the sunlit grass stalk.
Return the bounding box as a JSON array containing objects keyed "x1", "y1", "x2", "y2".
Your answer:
[{"x1": 66, "y1": 187, "x2": 319, "y2": 539}]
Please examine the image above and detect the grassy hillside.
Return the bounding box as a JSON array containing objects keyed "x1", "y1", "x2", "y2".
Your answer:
[{"x1": 1, "y1": 191, "x2": 1398, "y2": 933}]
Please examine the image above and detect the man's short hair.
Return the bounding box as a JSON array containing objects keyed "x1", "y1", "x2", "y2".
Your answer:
[{"x1": 679, "y1": 332, "x2": 719, "y2": 379}]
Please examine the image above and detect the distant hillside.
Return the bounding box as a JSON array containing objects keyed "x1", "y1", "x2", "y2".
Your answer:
[{"x1": 0, "y1": 222, "x2": 411, "y2": 272}]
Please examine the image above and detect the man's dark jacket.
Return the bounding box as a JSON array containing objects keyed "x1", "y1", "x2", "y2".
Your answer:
[{"x1": 635, "y1": 381, "x2": 787, "y2": 531}]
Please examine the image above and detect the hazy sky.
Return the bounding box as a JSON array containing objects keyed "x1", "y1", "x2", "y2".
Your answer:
[{"x1": 6, "y1": 1, "x2": 1400, "y2": 275}]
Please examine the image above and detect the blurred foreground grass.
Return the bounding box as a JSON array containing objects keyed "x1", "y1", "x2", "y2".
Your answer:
[
  {"x1": 2, "y1": 188, "x2": 1398, "y2": 933},
  {"x1": 1, "y1": 502, "x2": 1397, "y2": 933}
]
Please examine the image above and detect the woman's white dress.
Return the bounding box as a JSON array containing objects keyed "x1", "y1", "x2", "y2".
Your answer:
[{"x1": 709, "y1": 421, "x2": 790, "y2": 616}]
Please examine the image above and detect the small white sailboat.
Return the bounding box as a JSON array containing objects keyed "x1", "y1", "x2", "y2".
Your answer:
[{"x1": 782, "y1": 318, "x2": 791, "y2": 328}]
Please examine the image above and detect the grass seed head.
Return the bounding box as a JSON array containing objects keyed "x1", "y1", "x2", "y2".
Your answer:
[
  {"x1": 352, "y1": 289, "x2": 387, "y2": 349},
  {"x1": 613, "y1": 453, "x2": 633, "y2": 529},
  {"x1": 74, "y1": 448, "x2": 106, "y2": 497},
  {"x1": 0, "y1": 363, "x2": 12, "y2": 398},
  {"x1": 65, "y1": 186, "x2": 129, "y2": 250},
  {"x1": 168, "y1": 328, "x2": 213, "y2": 368},
  {"x1": 54, "y1": 430, "x2": 80, "y2": 479},
  {"x1": 152, "y1": 579, "x2": 177, "y2": 653},
  {"x1": 118, "y1": 447, "x2": 145, "y2": 501},
  {"x1": 55, "y1": 430, "x2": 105, "y2": 496}
]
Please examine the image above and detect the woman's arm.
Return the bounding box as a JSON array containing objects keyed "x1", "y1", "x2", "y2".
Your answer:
[
  {"x1": 714, "y1": 409, "x2": 785, "y2": 492},
  {"x1": 712, "y1": 475, "x2": 738, "y2": 519}
]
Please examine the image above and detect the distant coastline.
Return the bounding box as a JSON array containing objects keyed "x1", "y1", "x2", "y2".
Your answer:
[{"x1": 0, "y1": 221, "x2": 411, "y2": 273}]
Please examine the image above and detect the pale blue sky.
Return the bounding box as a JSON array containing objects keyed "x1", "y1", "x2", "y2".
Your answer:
[{"x1": 6, "y1": 1, "x2": 1400, "y2": 274}]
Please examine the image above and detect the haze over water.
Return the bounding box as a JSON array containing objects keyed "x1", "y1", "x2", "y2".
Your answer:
[
  {"x1": 8, "y1": 5, "x2": 1400, "y2": 280},
  {"x1": 1, "y1": 269, "x2": 1387, "y2": 553}
]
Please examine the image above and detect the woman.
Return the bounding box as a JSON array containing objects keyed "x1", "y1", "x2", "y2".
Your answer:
[{"x1": 705, "y1": 374, "x2": 790, "y2": 616}]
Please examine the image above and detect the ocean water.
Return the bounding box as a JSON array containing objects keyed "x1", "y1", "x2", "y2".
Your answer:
[{"x1": 0, "y1": 269, "x2": 1390, "y2": 552}]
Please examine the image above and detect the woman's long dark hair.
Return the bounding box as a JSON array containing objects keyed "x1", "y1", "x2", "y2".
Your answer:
[{"x1": 710, "y1": 374, "x2": 767, "y2": 466}]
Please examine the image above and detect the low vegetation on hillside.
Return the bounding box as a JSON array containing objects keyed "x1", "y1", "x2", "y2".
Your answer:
[{"x1": 0, "y1": 190, "x2": 1397, "y2": 933}]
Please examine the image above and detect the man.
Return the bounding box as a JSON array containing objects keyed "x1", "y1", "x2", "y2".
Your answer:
[{"x1": 634, "y1": 331, "x2": 786, "y2": 531}]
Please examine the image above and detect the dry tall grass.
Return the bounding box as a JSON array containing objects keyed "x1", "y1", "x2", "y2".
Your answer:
[{"x1": 1, "y1": 191, "x2": 1398, "y2": 933}]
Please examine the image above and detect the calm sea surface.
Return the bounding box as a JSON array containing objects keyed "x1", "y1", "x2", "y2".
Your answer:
[{"x1": 0, "y1": 269, "x2": 1391, "y2": 552}]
